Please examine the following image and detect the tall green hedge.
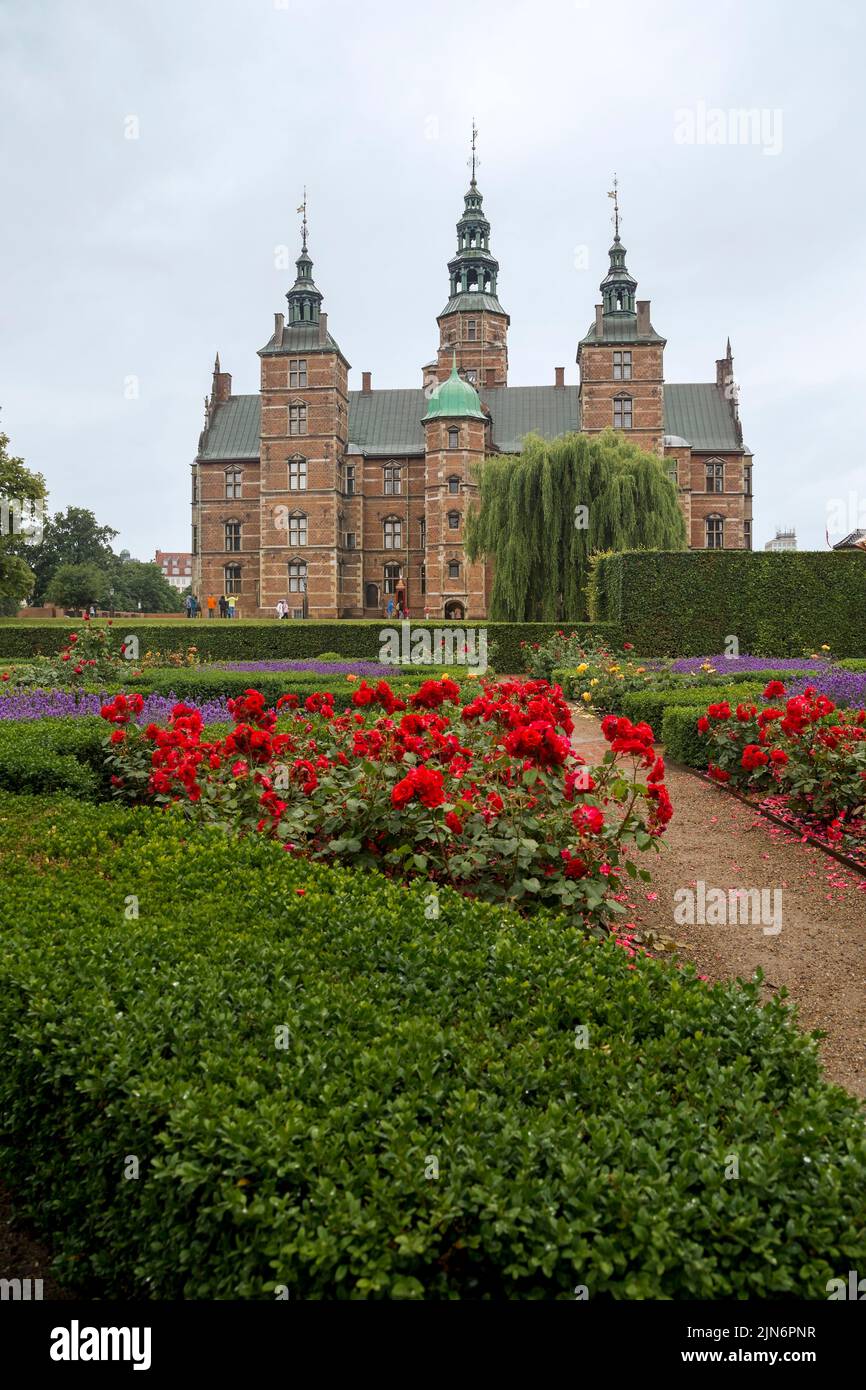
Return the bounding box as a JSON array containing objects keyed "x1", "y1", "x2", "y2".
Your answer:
[
  {"x1": 1, "y1": 793, "x2": 865, "y2": 1299},
  {"x1": 589, "y1": 551, "x2": 866, "y2": 657},
  {"x1": 0, "y1": 619, "x2": 621, "y2": 672}
]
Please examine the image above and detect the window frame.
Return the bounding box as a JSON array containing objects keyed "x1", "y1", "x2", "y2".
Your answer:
[
  {"x1": 223, "y1": 563, "x2": 241, "y2": 594},
  {"x1": 613, "y1": 394, "x2": 633, "y2": 430},
  {"x1": 288, "y1": 511, "x2": 308, "y2": 547},
  {"x1": 224, "y1": 519, "x2": 241, "y2": 553},
  {"x1": 705, "y1": 459, "x2": 725, "y2": 494},
  {"x1": 287, "y1": 559, "x2": 307, "y2": 594},
  {"x1": 705, "y1": 513, "x2": 724, "y2": 550},
  {"x1": 289, "y1": 358, "x2": 307, "y2": 389},
  {"x1": 289, "y1": 402, "x2": 307, "y2": 436},
  {"x1": 224, "y1": 468, "x2": 242, "y2": 500},
  {"x1": 383, "y1": 516, "x2": 402, "y2": 551}
]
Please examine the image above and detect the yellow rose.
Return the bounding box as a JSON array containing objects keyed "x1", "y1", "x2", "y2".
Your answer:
[
  {"x1": 576, "y1": 663, "x2": 588, "y2": 674},
  {"x1": 821, "y1": 644, "x2": 830, "y2": 651},
  {"x1": 581, "y1": 691, "x2": 592, "y2": 702},
  {"x1": 590, "y1": 678, "x2": 598, "y2": 686}
]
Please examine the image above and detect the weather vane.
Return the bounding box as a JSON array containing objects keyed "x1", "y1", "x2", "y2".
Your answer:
[
  {"x1": 468, "y1": 119, "x2": 480, "y2": 184},
  {"x1": 296, "y1": 186, "x2": 308, "y2": 251},
  {"x1": 607, "y1": 173, "x2": 620, "y2": 240}
]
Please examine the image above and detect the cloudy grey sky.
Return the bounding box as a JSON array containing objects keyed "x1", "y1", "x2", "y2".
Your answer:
[{"x1": 2, "y1": 0, "x2": 864, "y2": 556}]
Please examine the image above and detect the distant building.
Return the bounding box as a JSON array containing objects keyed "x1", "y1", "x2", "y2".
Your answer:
[
  {"x1": 154, "y1": 550, "x2": 193, "y2": 591},
  {"x1": 191, "y1": 152, "x2": 754, "y2": 618},
  {"x1": 764, "y1": 528, "x2": 797, "y2": 552},
  {"x1": 832, "y1": 529, "x2": 866, "y2": 551}
]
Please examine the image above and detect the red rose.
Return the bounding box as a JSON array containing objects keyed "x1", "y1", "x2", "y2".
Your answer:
[
  {"x1": 770, "y1": 749, "x2": 788, "y2": 765},
  {"x1": 110, "y1": 729, "x2": 125, "y2": 745},
  {"x1": 445, "y1": 811, "x2": 463, "y2": 834},
  {"x1": 763, "y1": 680, "x2": 786, "y2": 698},
  {"x1": 696, "y1": 716, "x2": 710, "y2": 734},
  {"x1": 571, "y1": 804, "x2": 604, "y2": 835},
  {"x1": 741, "y1": 744, "x2": 769, "y2": 770}
]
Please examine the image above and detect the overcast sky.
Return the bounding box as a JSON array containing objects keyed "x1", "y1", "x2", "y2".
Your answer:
[{"x1": 2, "y1": 0, "x2": 864, "y2": 556}]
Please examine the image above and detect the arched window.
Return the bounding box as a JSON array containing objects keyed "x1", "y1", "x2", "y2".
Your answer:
[
  {"x1": 384, "y1": 465, "x2": 401, "y2": 495},
  {"x1": 225, "y1": 468, "x2": 242, "y2": 500},
  {"x1": 448, "y1": 475, "x2": 460, "y2": 494},
  {"x1": 289, "y1": 455, "x2": 307, "y2": 490},
  {"x1": 365, "y1": 582, "x2": 379, "y2": 609},
  {"x1": 383, "y1": 517, "x2": 402, "y2": 550},
  {"x1": 613, "y1": 395, "x2": 633, "y2": 430},
  {"x1": 706, "y1": 459, "x2": 725, "y2": 493},
  {"x1": 224, "y1": 520, "x2": 241, "y2": 552},
  {"x1": 706, "y1": 514, "x2": 724, "y2": 550},
  {"x1": 447, "y1": 427, "x2": 459, "y2": 450},
  {"x1": 384, "y1": 563, "x2": 401, "y2": 594},
  {"x1": 447, "y1": 510, "x2": 460, "y2": 530},
  {"x1": 288, "y1": 512, "x2": 307, "y2": 546},
  {"x1": 288, "y1": 559, "x2": 307, "y2": 593},
  {"x1": 224, "y1": 563, "x2": 241, "y2": 594}
]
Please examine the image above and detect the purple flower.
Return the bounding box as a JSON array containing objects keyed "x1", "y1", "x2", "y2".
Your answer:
[
  {"x1": 668, "y1": 654, "x2": 827, "y2": 675},
  {"x1": 0, "y1": 689, "x2": 232, "y2": 724}
]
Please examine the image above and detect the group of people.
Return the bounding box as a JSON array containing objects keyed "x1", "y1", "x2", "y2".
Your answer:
[
  {"x1": 185, "y1": 594, "x2": 238, "y2": 618},
  {"x1": 385, "y1": 591, "x2": 408, "y2": 620}
]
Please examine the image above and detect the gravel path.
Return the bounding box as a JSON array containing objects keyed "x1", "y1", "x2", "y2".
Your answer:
[{"x1": 572, "y1": 709, "x2": 866, "y2": 1098}]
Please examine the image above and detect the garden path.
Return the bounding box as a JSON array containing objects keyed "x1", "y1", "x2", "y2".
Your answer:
[{"x1": 571, "y1": 709, "x2": 866, "y2": 1098}]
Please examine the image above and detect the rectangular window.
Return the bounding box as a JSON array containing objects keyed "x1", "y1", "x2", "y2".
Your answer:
[
  {"x1": 448, "y1": 427, "x2": 459, "y2": 450},
  {"x1": 343, "y1": 464, "x2": 356, "y2": 495},
  {"x1": 192, "y1": 473, "x2": 198, "y2": 503},
  {"x1": 225, "y1": 469, "x2": 242, "y2": 499},
  {"x1": 289, "y1": 457, "x2": 308, "y2": 490},
  {"x1": 448, "y1": 560, "x2": 460, "y2": 578},
  {"x1": 419, "y1": 517, "x2": 426, "y2": 548},
  {"x1": 344, "y1": 532, "x2": 357, "y2": 550},
  {"x1": 706, "y1": 461, "x2": 724, "y2": 493},
  {"x1": 289, "y1": 359, "x2": 307, "y2": 388},
  {"x1": 384, "y1": 518, "x2": 402, "y2": 550},
  {"x1": 224, "y1": 564, "x2": 241, "y2": 594},
  {"x1": 613, "y1": 397, "x2": 633, "y2": 430},
  {"x1": 744, "y1": 464, "x2": 752, "y2": 496},
  {"x1": 192, "y1": 525, "x2": 198, "y2": 555},
  {"x1": 289, "y1": 403, "x2": 307, "y2": 435},
  {"x1": 384, "y1": 465, "x2": 401, "y2": 495},
  {"x1": 289, "y1": 514, "x2": 308, "y2": 546},
  {"x1": 744, "y1": 519, "x2": 752, "y2": 550},
  {"x1": 420, "y1": 563, "x2": 426, "y2": 595},
  {"x1": 613, "y1": 350, "x2": 632, "y2": 381},
  {"x1": 225, "y1": 521, "x2": 241, "y2": 552},
  {"x1": 467, "y1": 320, "x2": 478, "y2": 341}
]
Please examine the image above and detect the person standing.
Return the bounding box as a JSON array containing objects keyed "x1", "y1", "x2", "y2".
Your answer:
[
  {"x1": 227, "y1": 595, "x2": 236, "y2": 619},
  {"x1": 207, "y1": 593, "x2": 216, "y2": 619},
  {"x1": 386, "y1": 595, "x2": 394, "y2": 620},
  {"x1": 185, "y1": 594, "x2": 194, "y2": 618},
  {"x1": 218, "y1": 595, "x2": 227, "y2": 618}
]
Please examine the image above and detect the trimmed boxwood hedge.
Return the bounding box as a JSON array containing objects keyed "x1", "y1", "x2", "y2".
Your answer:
[
  {"x1": 0, "y1": 717, "x2": 107, "y2": 797},
  {"x1": 618, "y1": 682, "x2": 765, "y2": 730},
  {"x1": 1, "y1": 793, "x2": 865, "y2": 1300},
  {"x1": 107, "y1": 667, "x2": 458, "y2": 705},
  {"x1": 0, "y1": 619, "x2": 622, "y2": 672},
  {"x1": 589, "y1": 550, "x2": 866, "y2": 657},
  {"x1": 661, "y1": 705, "x2": 710, "y2": 767}
]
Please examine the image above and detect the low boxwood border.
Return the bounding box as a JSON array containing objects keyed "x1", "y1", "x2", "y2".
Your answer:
[{"x1": 1, "y1": 793, "x2": 865, "y2": 1299}]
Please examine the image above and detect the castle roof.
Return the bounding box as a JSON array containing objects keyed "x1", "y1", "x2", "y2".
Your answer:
[
  {"x1": 422, "y1": 362, "x2": 486, "y2": 422},
  {"x1": 196, "y1": 381, "x2": 743, "y2": 461}
]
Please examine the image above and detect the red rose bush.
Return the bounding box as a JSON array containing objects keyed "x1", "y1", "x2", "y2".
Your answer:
[
  {"x1": 697, "y1": 681, "x2": 866, "y2": 852},
  {"x1": 101, "y1": 676, "x2": 672, "y2": 932}
]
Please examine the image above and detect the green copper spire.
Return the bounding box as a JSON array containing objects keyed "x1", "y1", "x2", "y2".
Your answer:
[
  {"x1": 600, "y1": 176, "x2": 637, "y2": 318},
  {"x1": 286, "y1": 190, "x2": 324, "y2": 325},
  {"x1": 440, "y1": 124, "x2": 506, "y2": 316},
  {"x1": 423, "y1": 354, "x2": 486, "y2": 421}
]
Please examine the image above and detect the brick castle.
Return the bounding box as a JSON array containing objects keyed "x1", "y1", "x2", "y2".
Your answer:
[{"x1": 191, "y1": 164, "x2": 753, "y2": 618}]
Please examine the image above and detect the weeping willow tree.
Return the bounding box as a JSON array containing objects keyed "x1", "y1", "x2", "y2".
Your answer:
[{"x1": 465, "y1": 429, "x2": 687, "y2": 621}]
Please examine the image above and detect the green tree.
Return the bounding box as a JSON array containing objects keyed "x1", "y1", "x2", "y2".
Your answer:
[
  {"x1": 45, "y1": 563, "x2": 112, "y2": 611},
  {"x1": 465, "y1": 430, "x2": 687, "y2": 621},
  {"x1": 110, "y1": 559, "x2": 185, "y2": 614},
  {"x1": 0, "y1": 422, "x2": 47, "y2": 613},
  {"x1": 30, "y1": 507, "x2": 118, "y2": 604}
]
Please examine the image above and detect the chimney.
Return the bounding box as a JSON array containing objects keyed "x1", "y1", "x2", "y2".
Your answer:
[
  {"x1": 636, "y1": 300, "x2": 651, "y2": 334},
  {"x1": 594, "y1": 304, "x2": 604, "y2": 334},
  {"x1": 318, "y1": 310, "x2": 328, "y2": 345},
  {"x1": 361, "y1": 371, "x2": 372, "y2": 393},
  {"x1": 554, "y1": 366, "x2": 565, "y2": 388},
  {"x1": 273, "y1": 312, "x2": 284, "y2": 343},
  {"x1": 211, "y1": 354, "x2": 232, "y2": 404}
]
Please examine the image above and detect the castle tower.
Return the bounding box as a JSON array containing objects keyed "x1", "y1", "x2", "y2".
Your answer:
[
  {"x1": 257, "y1": 200, "x2": 350, "y2": 618},
  {"x1": 577, "y1": 181, "x2": 666, "y2": 455},
  {"x1": 428, "y1": 125, "x2": 509, "y2": 394},
  {"x1": 422, "y1": 358, "x2": 488, "y2": 619}
]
